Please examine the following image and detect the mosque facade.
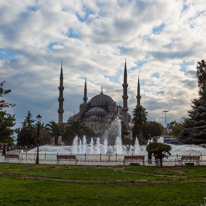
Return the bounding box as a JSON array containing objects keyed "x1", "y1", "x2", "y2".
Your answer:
[{"x1": 58, "y1": 61, "x2": 141, "y2": 138}]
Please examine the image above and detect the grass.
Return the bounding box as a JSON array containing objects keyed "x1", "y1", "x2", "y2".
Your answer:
[
  {"x1": 0, "y1": 163, "x2": 206, "y2": 205},
  {"x1": 0, "y1": 176, "x2": 206, "y2": 206}
]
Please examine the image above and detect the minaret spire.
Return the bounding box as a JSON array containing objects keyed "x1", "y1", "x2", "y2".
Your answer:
[
  {"x1": 136, "y1": 75, "x2": 141, "y2": 106},
  {"x1": 58, "y1": 63, "x2": 64, "y2": 124},
  {"x1": 83, "y1": 78, "x2": 88, "y2": 104},
  {"x1": 122, "y1": 59, "x2": 128, "y2": 125},
  {"x1": 60, "y1": 62, "x2": 63, "y2": 79}
]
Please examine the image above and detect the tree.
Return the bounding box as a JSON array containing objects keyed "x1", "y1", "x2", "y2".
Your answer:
[
  {"x1": 197, "y1": 59, "x2": 206, "y2": 101},
  {"x1": 121, "y1": 121, "x2": 130, "y2": 145},
  {"x1": 46, "y1": 121, "x2": 64, "y2": 145},
  {"x1": 121, "y1": 121, "x2": 129, "y2": 137},
  {"x1": 32, "y1": 123, "x2": 50, "y2": 145},
  {"x1": 0, "y1": 81, "x2": 15, "y2": 145},
  {"x1": 180, "y1": 59, "x2": 206, "y2": 144},
  {"x1": 132, "y1": 105, "x2": 148, "y2": 145},
  {"x1": 142, "y1": 121, "x2": 164, "y2": 140},
  {"x1": 17, "y1": 111, "x2": 36, "y2": 146},
  {"x1": 146, "y1": 142, "x2": 172, "y2": 166},
  {"x1": 169, "y1": 120, "x2": 184, "y2": 139},
  {"x1": 179, "y1": 99, "x2": 206, "y2": 144},
  {"x1": 63, "y1": 120, "x2": 94, "y2": 145}
]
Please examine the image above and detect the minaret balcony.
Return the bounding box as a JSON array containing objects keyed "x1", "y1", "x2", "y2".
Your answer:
[
  {"x1": 122, "y1": 83, "x2": 128, "y2": 87},
  {"x1": 58, "y1": 109, "x2": 64, "y2": 113},
  {"x1": 122, "y1": 108, "x2": 128, "y2": 112},
  {"x1": 122, "y1": 95, "x2": 128, "y2": 99},
  {"x1": 58, "y1": 98, "x2": 64, "y2": 101}
]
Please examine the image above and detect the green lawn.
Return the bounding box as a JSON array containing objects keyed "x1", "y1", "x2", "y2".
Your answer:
[{"x1": 0, "y1": 163, "x2": 206, "y2": 205}]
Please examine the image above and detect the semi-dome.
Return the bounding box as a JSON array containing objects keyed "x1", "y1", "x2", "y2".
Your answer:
[
  {"x1": 90, "y1": 94, "x2": 113, "y2": 102},
  {"x1": 88, "y1": 107, "x2": 106, "y2": 112}
]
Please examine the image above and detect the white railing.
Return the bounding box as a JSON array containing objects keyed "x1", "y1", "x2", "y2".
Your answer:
[{"x1": 1, "y1": 153, "x2": 206, "y2": 166}]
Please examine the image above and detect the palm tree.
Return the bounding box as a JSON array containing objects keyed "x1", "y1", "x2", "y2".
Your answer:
[
  {"x1": 63, "y1": 120, "x2": 94, "y2": 145},
  {"x1": 46, "y1": 121, "x2": 64, "y2": 145},
  {"x1": 32, "y1": 123, "x2": 50, "y2": 145},
  {"x1": 133, "y1": 105, "x2": 148, "y2": 145},
  {"x1": 68, "y1": 119, "x2": 87, "y2": 137}
]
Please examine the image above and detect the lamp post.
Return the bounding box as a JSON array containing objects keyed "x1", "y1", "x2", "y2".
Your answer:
[
  {"x1": 148, "y1": 134, "x2": 152, "y2": 164},
  {"x1": 36, "y1": 114, "x2": 42, "y2": 164}
]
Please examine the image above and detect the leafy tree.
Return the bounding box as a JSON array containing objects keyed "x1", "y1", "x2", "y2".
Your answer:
[
  {"x1": 169, "y1": 120, "x2": 184, "y2": 139},
  {"x1": 46, "y1": 121, "x2": 64, "y2": 145},
  {"x1": 0, "y1": 81, "x2": 15, "y2": 145},
  {"x1": 17, "y1": 111, "x2": 36, "y2": 146},
  {"x1": 142, "y1": 121, "x2": 164, "y2": 140},
  {"x1": 180, "y1": 59, "x2": 206, "y2": 144},
  {"x1": 146, "y1": 142, "x2": 172, "y2": 166},
  {"x1": 132, "y1": 105, "x2": 147, "y2": 145}
]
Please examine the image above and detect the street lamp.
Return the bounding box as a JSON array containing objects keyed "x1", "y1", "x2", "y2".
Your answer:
[
  {"x1": 148, "y1": 134, "x2": 152, "y2": 164},
  {"x1": 36, "y1": 114, "x2": 42, "y2": 164}
]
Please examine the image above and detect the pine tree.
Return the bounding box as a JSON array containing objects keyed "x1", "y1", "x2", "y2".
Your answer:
[
  {"x1": 0, "y1": 81, "x2": 16, "y2": 145},
  {"x1": 197, "y1": 59, "x2": 206, "y2": 101},
  {"x1": 17, "y1": 111, "x2": 36, "y2": 146},
  {"x1": 180, "y1": 99, "x2": 206, "y2": 144},
  {"x1": 179, "y1": 59, "x2": 206, "y2": 144}
]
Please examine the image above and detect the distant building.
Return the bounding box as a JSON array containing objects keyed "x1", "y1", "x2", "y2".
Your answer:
[{"x1": 58, "y1": 60, "x2": 142, "y2": 139}]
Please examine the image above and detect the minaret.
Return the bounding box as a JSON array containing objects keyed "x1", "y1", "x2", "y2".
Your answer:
[
  {"x1": 136, "y1": 76, "x2": 141, "y2": 106},
  {"x1": 122, "y1": 59, "x2": 128, "y2": 125},
  {"x1": 83, "y1": 78, "x2": 88, "y2": 104},
  {"x1": 58, "y1": 62, "x2": 64, "y2": 124}
]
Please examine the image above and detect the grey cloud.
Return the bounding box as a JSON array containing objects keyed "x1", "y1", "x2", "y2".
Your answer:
[
  {"x1": 149, "y1": 50, "x2": 196, "y2": 61},
  {"x1": 181, "y1": 79, "x2": 197, "y2": 89}
]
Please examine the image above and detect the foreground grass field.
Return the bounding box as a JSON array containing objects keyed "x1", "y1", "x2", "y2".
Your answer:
[{"x1": 0, "y1": 163, "x2": 206, "y2": 205}]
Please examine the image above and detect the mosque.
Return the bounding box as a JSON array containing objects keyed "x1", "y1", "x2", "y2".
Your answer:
[{"x1": 58, "y1": 61, "x2": 141, "y2": 139}]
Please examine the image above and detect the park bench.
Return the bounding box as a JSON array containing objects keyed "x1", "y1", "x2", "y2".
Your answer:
[
  {"x1": 5, "y1": 154, "x2": 22, "y2": 163},
  {"x1": 181, "y1": 155, "x2": 200, "y2": 166},
  {"x1": 57, "y1": 155, "x2": 77, "y2": 164},
  {"x1": 124, "y1": 156, "x2": 145, "y2": 165}
]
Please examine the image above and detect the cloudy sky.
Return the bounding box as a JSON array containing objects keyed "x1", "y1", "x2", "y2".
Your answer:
[{"x1": 1, "y1": 0, "x2": 206, "y2": 131}]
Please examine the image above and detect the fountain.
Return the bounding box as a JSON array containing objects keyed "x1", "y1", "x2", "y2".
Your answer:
[{"x1": 28, "y1": 116, "x2": 206, "y2": 160}]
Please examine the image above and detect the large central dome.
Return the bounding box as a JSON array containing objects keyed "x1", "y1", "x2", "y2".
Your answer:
[{"x1": 90, "y1": 94, "x2": 114, "y2": 102}]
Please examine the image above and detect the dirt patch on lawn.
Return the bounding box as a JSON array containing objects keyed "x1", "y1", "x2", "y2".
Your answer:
[
  {"x1": 154, "y1": 167, "x2": 187, "y2": 174},
  {"x1": 0, "y1": 164, "x2": 9, "y2": 166},
  {"x1": 1, "y1": 172, "x2": 205, "y2": 184},
  {"x1": 54, "y1": 166, "x2": 64, "y2": 169},
  {"x1": 23, "y1": 165, "x2": 50, "y2": 170}
]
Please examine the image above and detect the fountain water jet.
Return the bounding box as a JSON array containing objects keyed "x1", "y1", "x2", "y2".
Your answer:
[{"x1": 134, "y1": 137, "x2": 140, "y2": 154}]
